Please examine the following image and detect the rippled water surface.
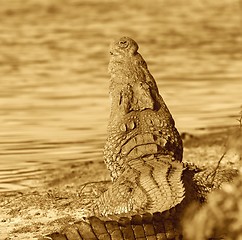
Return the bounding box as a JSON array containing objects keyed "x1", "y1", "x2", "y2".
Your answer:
[{"x1": 0, "y1": 0, "x2": 241, "y2": 192}]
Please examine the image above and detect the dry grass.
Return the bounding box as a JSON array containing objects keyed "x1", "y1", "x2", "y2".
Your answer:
[{"x1": 183, "y1": 112, "x2": 242, "y2": 240}]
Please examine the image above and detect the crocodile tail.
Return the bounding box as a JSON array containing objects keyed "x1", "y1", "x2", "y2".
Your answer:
[{"x1": 41, "y1": 212, "x2": 182, "y2": 240}]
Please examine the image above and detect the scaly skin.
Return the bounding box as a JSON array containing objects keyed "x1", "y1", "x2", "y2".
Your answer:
[
  {"x1": 93, "y1": 36, "x2": 185, "y2": 217},
  {"x1": 42, "y1": 211, "x2": 182, "y2": 240},
  {"x1": 40, "y1": 37, "x2": 237, "y2": 240},
  {"x1": 104, "y1": 37, "x2": 183, "y2": 182}
]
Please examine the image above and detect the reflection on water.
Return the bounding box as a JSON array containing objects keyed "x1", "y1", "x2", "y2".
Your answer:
[{"x1": 0, "y1": 0, "x2": 241, "y2": 192}]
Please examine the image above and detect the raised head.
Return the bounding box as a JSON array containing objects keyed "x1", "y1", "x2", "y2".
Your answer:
[
  {"x1": 105, "y1": 36, "x2": 183, "y2": 182},
  {"x1": 95, "y1": 37, "x2": 184, "y2": 216}
]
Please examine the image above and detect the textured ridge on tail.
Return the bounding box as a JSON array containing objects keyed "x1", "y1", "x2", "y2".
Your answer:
[{"x1": 42, "y1": 212, "x2": 182, "y2": 240}]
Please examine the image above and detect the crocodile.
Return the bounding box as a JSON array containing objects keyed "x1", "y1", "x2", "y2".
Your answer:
[{"x1": 41, "y1": 37, "x2": 237, "y2": 240}]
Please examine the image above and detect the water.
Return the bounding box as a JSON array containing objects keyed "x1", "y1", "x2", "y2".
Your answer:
[{"x1": 0, "y1": 0, "x2": 241, "y2": 192}]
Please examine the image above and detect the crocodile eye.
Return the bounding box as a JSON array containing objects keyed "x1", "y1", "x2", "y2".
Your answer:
[{"x1": 119, "y1": 40, "x2": 128, "y2": 48}]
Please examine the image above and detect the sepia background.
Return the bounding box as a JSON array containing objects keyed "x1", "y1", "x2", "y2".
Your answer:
[{"x1": 0, "y1": 0, "x2": 241, "y2": 192}]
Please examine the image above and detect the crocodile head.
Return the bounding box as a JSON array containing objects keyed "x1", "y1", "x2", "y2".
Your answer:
[{"x1": 105, "y1": 37, "x2": 183, "y2": 181}]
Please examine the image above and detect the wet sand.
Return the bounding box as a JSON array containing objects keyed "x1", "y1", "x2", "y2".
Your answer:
[{"x1": 1, "y1": 128, "x2": 241, "y2": 240}]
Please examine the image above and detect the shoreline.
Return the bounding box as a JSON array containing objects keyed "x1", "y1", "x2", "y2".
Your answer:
[{"x1": 0, "y1": 127, "x2": 240, "y2": 240}]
